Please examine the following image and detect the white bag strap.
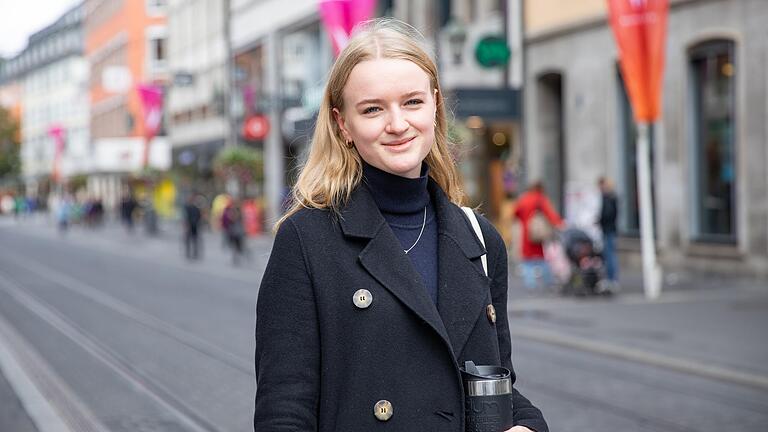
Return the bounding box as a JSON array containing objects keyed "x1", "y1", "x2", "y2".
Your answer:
[{"x1": 461, "y1": 207, "x2": 487, "y2": 276}]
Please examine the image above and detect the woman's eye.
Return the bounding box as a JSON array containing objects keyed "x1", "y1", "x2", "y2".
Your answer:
[
  {"x1": 405, "y1": 99, "x2": 424, "y2": 106},
  {"x1": 362, "y1": 106, "x2": 381, "y2": 114}
]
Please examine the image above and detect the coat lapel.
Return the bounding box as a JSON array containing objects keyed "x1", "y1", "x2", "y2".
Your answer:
[
  {"x1": 340, "y1": 186, "x2": 451, "y2": 346},
  {"x1": 431, "y1": 182, "x2": 492, "y2": 359}
]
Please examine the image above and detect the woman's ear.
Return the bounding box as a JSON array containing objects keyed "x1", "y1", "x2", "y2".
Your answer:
[
  {"x1": 433, "y1": 89, "x2": 438, "y2": 117},
  {"x1": 332, "y1": 108, "x2": 350, "y2": 142}
]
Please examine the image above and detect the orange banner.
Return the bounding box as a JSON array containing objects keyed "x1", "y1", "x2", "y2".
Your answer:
[{"x1": 607, "y1": 0, "x2": 669, "y2": 122}]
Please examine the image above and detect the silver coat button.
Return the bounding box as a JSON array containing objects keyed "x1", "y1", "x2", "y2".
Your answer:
[
  {"x1": 353, "y1": 289, "x2": 373, "y2": 309},
  {"x1": 374, "y1": 400, "x2": 393, "y2": 421}
]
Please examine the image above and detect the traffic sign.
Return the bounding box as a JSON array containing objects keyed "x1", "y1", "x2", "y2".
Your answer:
[{"x1": 242, "y1": 114, "x2": 270, "y2": 141}]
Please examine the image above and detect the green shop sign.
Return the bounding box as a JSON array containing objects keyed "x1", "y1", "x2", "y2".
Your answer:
[{"x1": 475, "y1": 36, "x2": 510, "y2": 68}]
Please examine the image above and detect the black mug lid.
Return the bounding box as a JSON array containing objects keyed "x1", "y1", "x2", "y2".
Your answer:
[{"x1": 460, "y1": 361, "x2": 511, "y2": 381}]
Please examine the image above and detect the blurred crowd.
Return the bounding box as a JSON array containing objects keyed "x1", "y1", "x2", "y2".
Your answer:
[{"x1": 0, "y1": 189, "x2": 264, "y2": 266}]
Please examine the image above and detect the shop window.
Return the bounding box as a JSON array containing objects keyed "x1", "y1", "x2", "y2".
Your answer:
[
  {"x1": 689, "y1": 40, "x2": 736, "y2": 243},
  {"x1": 617, "y1": 66, "x2": 656, "y2": 237}
]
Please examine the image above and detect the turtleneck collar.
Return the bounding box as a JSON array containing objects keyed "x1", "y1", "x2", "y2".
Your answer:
[{"x1": 362, "y1": 161, "x2": 430, "y2": 214}]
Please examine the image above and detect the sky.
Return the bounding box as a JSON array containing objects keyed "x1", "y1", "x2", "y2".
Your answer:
[{"x1": 0, "y1": 0, "x2": 81, "y2": 58}]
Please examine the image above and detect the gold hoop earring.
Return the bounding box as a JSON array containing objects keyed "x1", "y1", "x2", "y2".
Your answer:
[{"x1": 345, "y1": 139, "x2": 354, "y2": 148}]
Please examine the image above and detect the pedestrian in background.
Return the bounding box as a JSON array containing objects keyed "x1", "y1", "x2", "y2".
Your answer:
[
  {"x1": 221, "y1": 201, "x2": 245, "y2": 265},
  {"x1": 55, "y1": 194, "x2": 73, "y2": 233},
  {"x1": 120, "y1": 192, "x2": 138, "y2": 233},
  {"x1": 183, "y1": 194, "x2": 203, "y2": 260},
  {"x1": 210, "y1": 193, "x2": 231, "y2": 248},
  {"x1": 513, "y1": 181, "x2": 564, "y2": 291},
  {"x1": 597, "y1": 176, "x2": 619, "y2": 289},
  {"x1": 254, "y1": 19, "x2": 547, "y2": 432}
]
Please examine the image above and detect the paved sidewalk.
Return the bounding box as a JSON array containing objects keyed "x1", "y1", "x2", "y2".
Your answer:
[{"x1": 506, "y1": 260, "x2": 768, "y2": 391}]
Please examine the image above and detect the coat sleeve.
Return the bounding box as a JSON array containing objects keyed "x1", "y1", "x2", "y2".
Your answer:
[
  {"x1": 254, "y1": 218, "x2": 319, "y2": 431},
  {"x1": 540, "y1": 197, "x2": 564, "y2": 228},
  {"x1": 480, "y1": 216, "x2": 549, "y2": 432}
]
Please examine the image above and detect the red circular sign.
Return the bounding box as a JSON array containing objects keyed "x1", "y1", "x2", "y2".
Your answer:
[{"x1": 243, "y1": 115, "x2": 270, "y2": 141}]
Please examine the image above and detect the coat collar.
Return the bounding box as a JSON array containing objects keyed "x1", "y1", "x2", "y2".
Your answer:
[{"x1": 339, "y1": 180, "x2": 491, "y2": 360}]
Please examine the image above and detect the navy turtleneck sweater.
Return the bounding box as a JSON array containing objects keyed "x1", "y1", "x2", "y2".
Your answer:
[{"x1": 362, "y1": 162, "x2": 439, "y2": 305}]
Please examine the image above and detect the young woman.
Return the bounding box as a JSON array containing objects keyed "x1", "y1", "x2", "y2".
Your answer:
[{"x1": 254, "y1": 19, "x2": 548, "y2": 432}]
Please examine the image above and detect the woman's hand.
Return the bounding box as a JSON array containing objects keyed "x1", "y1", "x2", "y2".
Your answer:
[{"x1": 505, "y1": 427, "x2": 534, "y2": 432}]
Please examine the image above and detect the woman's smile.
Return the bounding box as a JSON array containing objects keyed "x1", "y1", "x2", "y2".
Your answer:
[{"x1": 382, "y1": 136, "x2": 416, "y2": 151}]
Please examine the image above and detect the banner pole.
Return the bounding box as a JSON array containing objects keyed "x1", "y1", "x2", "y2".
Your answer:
[
  {"x1": 142, "y1": 135, "x2": 150, "y2": 169},
  {"x1": 636, "y1": 122, "x2": 661, "y2": 299}
]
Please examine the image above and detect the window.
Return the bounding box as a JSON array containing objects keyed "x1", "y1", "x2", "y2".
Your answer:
[
  {"x1": 151, "y1": 37, "x2": 166, "y2": 63},
  {"x1": 689, "y1": 40, "x2": 736, "y2": 243},
  {"x1": 146, "y1": 26, "x2": 168, "y2": 73},
  {"x1": 146, "y1": 0, "x2": 166, "y2": 16}
]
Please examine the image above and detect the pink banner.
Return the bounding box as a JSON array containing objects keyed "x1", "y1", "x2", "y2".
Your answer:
[
  {"x1": 48, "y1": 124, "x2": 66, "y2": 183},
  {"x1": 137, "y1": 83, "x2": 164, "y2": 139},
  {"x1": 137, "y1": 83, "x2": 164, "y2": 168},
  {"x1": 319, "y1": 0, "x2": 377, "y2": 56}
]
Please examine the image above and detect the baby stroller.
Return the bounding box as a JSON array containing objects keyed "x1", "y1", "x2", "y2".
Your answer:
[{"x1": 559, "y1": 228, "x2": 611, "y2": 296}]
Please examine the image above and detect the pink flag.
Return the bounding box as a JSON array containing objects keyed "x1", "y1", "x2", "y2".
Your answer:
[
  {"x1": 48, "y1": 124, "x2": 66, "y2": 183},
  {"x1": 319, "y1": 0, "x2": 377, "y2": 56},
  {"x1": 137, "y1": 83, "x2": 164, "y2": 168},
  {"x1": 347, "y1": 0, "x2": 376, "y2": 31},
  {"x1": 137, "y1": 83, "x2": 164, "y2": 140}
]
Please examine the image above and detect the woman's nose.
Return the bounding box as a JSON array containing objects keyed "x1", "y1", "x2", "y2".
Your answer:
[{"x1": 385, "y1": 109, "x2": 409, "y2": 134}]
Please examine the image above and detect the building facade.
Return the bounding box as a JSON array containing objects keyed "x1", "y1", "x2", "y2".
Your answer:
[
  {"x1": 524, "y1": 0, "x2": 768, "y2": 276},
  {"x1": 394, "y1": 0, "x2": 525, "y2": 242},
  {"x1": 84, "y1": 0, "x2": 170, "y2": 207},
  {"x1": 228, "y1": 0, "x2": 523, "y2": 229},
  {"x1": 0, "y1": 4, "x2": 89, "y2": 199},
  {"x1": 166, "y1": 0, "x2": 229, "y2": 197},
  {"x1": 231, "y1": 0, "x2": 334, "y2": 223}
]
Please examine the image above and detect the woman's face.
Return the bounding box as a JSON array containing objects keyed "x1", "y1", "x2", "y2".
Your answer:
[{"x1": 334, "y1": 58, "x2": 437, "y2": 179}]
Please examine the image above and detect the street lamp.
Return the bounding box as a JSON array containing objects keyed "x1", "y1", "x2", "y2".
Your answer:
[{"x1": 445, "y1": 17, "x2": 467, "y2": 65}]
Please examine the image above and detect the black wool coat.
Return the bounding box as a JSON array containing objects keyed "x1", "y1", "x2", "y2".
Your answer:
[{"x1": 254, "y1": 181, "x2": 548, "y2": 432}]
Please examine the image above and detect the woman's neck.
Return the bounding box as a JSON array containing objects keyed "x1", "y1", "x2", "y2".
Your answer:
[{"x1": 362, "y1": 162, "x2": 429, "y2": 214}]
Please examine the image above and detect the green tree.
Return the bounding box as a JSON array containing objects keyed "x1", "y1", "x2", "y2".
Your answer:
[
  {"x1": 214, "y1": 145, "x2": 263, "y2": 197},
  {"x1": 0, "y1": 106, "x2": 21, "y2": 179}
]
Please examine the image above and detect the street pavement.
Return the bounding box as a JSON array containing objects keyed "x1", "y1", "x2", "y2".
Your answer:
[{"x1": 1, "y1": 213, "x2": 767, "y2": 431}]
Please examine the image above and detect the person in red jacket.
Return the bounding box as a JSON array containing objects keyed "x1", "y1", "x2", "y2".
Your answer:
[{"x1": 513, "y1": 181, "x2": 564, "y2": 290}]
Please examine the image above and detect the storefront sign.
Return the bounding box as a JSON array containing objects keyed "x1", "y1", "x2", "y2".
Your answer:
[
  {"x1": 452, "y1": 88, "x2": 520, "y2": 120},
  {"x1": 475, "y1": 36, "x2": 510, "y2": 69},
  {"x1": 93, "y1": 137, "x2": 170, "y2": 172}
]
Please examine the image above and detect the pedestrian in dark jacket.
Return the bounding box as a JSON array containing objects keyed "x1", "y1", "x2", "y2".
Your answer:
[
  {"x1": 183, "y1": 195, "x2": 203, "y2": 260},
  {"x1": 222, "y1": 201, "x2": 246, "y2": 265},
  {"x1": 254, "y1": 19, "x2": 548, "y2": 432},
  {"x1": 120, "y1": 192, "x2": 138, "y2": 233},
  {"x1": 597, "y1": 177, "x2": 619, "y2": 286}
]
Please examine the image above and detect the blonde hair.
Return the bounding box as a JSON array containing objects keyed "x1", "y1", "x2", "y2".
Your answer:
[{"x1": 276, "y1": 18, "x2": 465, "y2": 230}]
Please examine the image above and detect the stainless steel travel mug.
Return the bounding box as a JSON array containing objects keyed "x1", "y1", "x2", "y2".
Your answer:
[{"x1": 461, "y1": 361, "x2": 514, "y2": 432}]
